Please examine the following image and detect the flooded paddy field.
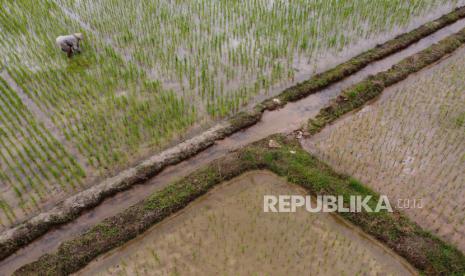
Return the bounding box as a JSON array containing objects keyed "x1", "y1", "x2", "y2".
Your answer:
[
  {"x1": 0, "y1": 0, "x2": 464, "y2": 230},
  {"x1": 76, "y1": 171, "x2": 416, "y2": 276},
  {"x1": 5, "y1": 13, "x2": 465, "y2": 270},
  {"x1": 303, "y1": 46, "x2": 465, "y2": 252}
]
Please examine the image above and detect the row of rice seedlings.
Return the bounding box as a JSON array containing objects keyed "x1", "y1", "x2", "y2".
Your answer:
[
  {"x1": 0, "y1": 77, "x2": 85, "y2": 228},
  {"x1": 68, "y1": 89, "x2": 197, "y2": 172},
  {"x1": 94, "y1": 180, "x2": 402, "y2": 275},
  {"x1": 309, "y1": 53, "x2": 465, "y2": 250},
  {"x1": 0, "y1": 0, "x2": 459, "y2": 226},
  {"x1": 0, "y1": 197, "x2": 16, "y2": 227},
  {"x1": 0, "y1": 0, "x2": 456, "y2": 172},
  {"x1": 57, "y1": 0, "x2": 458, "y2": 119},
  {"x1": 0, "y1": 1, "x2": 198, "y2": 175}
]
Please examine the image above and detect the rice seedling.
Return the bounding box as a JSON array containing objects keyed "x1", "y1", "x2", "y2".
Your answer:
[
  {"x1": 0, "y1": 0, "x2": 461, "y2": 228},
  {"x1": 55, "y1": 0, "x2": 459, "y2": 119},
  {"x1": 0, "y1": 76, "x2": 84, "y2": 227},
  {"x1": 306, "y1": 48, "x2": 465, "y2": 252},
  {"x1": 76, "y1": 172, "x2": 415, "y2": 275},
  {"x1": 0, "y1": 0, "x2": 196, "y2": 227}
]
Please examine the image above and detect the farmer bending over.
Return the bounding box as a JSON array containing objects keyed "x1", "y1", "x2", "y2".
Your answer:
[{"x1": 56, "y1": 33, "x2": 83, "y2": 58}]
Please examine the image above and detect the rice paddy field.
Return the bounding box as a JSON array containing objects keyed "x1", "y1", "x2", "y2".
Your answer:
[
  {"x1": 77, "y1": 171, "x2": 416, "y2": 276},
  {"x1": 0, "y1": 0, "x2": 463, "y2": 237},
  {"x1": 4, "y1": 1, "x2": 465, "y2": 274},
  {"x1": 304, "y1": 46, "x2": 465, "y2": 252}
]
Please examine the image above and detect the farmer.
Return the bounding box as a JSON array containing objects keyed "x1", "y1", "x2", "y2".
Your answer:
[{"x1": 56, "y1": 33, "x2": 83, "y2": 58}]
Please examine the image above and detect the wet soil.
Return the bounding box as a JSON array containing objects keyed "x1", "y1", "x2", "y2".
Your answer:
[
  {"x1": 76, "y1": 171, "x2": 417, "y2": 276},
  {"x1": 302, "y1": 47, "x2": 465, "y2": 252},
  {"x1": 3, "y1": 16, "x2": 465, "y2": 274}
]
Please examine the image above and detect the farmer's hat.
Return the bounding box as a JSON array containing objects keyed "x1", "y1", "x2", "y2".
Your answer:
[{"x1": 74, "y1": 33, "x2": 83, "y2": 40}]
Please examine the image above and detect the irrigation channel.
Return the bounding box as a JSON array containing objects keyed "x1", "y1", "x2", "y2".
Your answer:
[{"x1": 2, "y1": 15, "x2": 465, "y2": 276}]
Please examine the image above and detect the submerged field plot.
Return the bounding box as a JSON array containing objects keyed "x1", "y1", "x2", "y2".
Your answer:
[
  {"x1": 14, "y1": 136, "x2": 465, "y2": 275},
  {"x1": 0, "y1": 0, "x2": 462, "y2": 228},
  {"x1": 304, "y1": 47, "x2": 465, "y2": 252},
  {"x1": 3, "y1": 1, "x2": 465, "y2": 274},
  {"x1": 77, "y1": 171, "x2": 416, "y2": 276}
]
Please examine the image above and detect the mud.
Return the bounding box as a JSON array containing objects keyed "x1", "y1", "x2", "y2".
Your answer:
[
  {"x1": 303, "y1": 46, "x2": 465, "y2": 252},
  {"x1": 12, "y1": 136, "x2": 465, "y2": 275},
  {"x1": 0, "y1": 70, "x2": 92, "y2": 223},
  {"x1": 3, "y1": 6, "x2": 465, "y2": 268},
  {"x1": 307, "y1": 28, "x2": 465, "y2": 134},
  {"x1": 76, "y1": 171, "x2": 417, "y2": 276}
]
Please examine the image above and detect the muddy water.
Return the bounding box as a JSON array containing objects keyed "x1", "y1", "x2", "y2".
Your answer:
[
  {"x1": 76, "y1": 171, "x2": 417, "y2": 276},
  {"x1": 2, "y1": 17, "x2": 465, "y2": 275},
  {"x1": 301, "y1": 46, "x2": 465, "y2": 252}
]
